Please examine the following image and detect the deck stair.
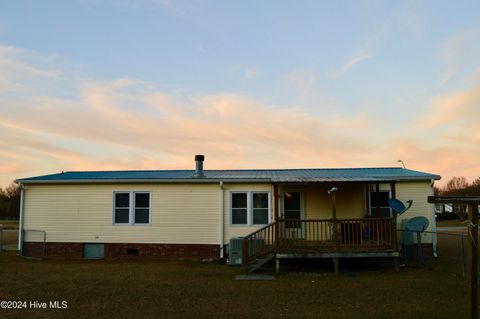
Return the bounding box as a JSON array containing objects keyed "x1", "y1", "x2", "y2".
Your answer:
[{"x1": 246, "y1": 253, "x2": 275, "y2": 273}]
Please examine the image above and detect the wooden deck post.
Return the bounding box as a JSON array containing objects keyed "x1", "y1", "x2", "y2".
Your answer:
[
  {"x1": 390, "y1": 182, "x2": 396, "y2": 200},
  {"x1": 375, "y1": 183, "x2": 381, "y2": 218},
  {"x1": 390, "y1": 182, "x2": 399, "y2": 271},
  {"x1": 331, "y1": 188, "x2": 338, "y2": 248},
  {"x1": 329, "y1": 187, "x2": 340, "y2": 273},
  {"x1": 333, "y1": 257, "x2": 339, "y2": 275},
  {"x1": 470, "y1": 203, "x2": 478, "y2": 319},
  {"x1": 273, "y1": 184, "x2": 280, "y2": 252}
]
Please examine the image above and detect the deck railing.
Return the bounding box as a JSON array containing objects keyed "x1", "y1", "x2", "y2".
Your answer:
[
  {"x1": 277, "y1": 218, "x2": 395, "y2": 252},
  {"x1": 242, "y1": 222, "x2": 277, "y2": 272},
  {"x1": 242, "y1": 217, "x2": 396, "y2": 271}
]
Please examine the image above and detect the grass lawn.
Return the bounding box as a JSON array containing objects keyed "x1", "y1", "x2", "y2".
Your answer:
[{"x1": 0, "y1": 235, "x2": 473, "y2": 319}]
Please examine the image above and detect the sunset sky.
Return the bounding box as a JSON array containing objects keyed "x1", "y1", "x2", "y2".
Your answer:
[{"x1": 1, "y1": 0, "x2": 480, "y2": 188}]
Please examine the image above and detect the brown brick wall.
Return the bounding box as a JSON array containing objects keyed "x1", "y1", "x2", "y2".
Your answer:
[{"x1": 22, "y1": 242, "x2": 220, "y2": 260}]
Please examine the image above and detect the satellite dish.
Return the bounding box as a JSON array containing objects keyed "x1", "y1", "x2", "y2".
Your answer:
[
  {"x1": 405, "y1": 216, "x2": 429, "y2": 232},
  {"x1": 388, "y1": 199, "x2": 413, "y2": 215}
]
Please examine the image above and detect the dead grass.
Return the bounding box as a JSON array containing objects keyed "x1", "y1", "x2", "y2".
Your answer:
[
  {"x1": 0, "y1": 220, "x2": 19, "y2": 229},
  {"x1": 1, "y1": 230, "x2": 18, "y2": 245},
  {"x1": 436, "y1": 219, "x2": 466, "y2": 228},
  {"x1": 0, "y1": 236, "x2": 473, "y2": 319}
]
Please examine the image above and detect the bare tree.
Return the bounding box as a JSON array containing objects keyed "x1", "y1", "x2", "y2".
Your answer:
[
  {"x1": 443, "y1": 176, "x2": 469, "y2": 195},
  {"x1": 0, "y1": 183, "x2": 21, "y2": 219}
]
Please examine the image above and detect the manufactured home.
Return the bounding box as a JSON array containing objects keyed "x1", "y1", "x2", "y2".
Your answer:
[{"x1": 16, "y1": 155, "x2": 440, "y2": 272}]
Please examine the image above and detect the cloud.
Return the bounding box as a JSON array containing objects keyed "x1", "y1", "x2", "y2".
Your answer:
[
  {"x1": 409, "y1": 85, "x2": 480, "y2": 184},
  {"x1": 244, "y1": 67, "x2": 257, "y2": 80},
  {"x1": 419, "y1": 84, "x2": 480, "y2": 130},
  {"x1": 287, "y1": 69, "x2": 319, "y2": 99},
  {"x1": 336, "y1": 53, "x2": 372, "y2": 77},
  {"x1": 1, "y1": 43, "x2": 479, "y2": 189},
  {"x1": 76, "y1": 0, "x2": 194, "y2": 15},
  {"x1": 0, "y1": 45, "x2": 59, "y2": 93},
  {"x1": 439, "y1": 28, "x2": 480, "y2": 84},
  {"x1": 390, "y1": 138, "x2": 480, "y2": 186},
  {"x1": 0, "y1": 45, "x2": 381, "y2": 186}
]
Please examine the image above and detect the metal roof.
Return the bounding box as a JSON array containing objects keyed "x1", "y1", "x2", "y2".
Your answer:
[{"x1": 16, "y1": 167, "x2": 441, "y2": 184}]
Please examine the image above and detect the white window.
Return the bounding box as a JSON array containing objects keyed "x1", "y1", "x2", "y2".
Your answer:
[
  {"x1": 231, "y1": 192, "x2": 270, "y2": 225},
  {"x1": 113, "y1": 192, "x2": 151, "y2": 225}
]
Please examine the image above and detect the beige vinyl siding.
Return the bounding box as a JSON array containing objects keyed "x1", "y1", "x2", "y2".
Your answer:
[
  {"x1": 22, "y1": 180, "x2": 434, "y2": 246},
  {"x1": 395, "y1": 181, "x2": 434, "y2": 243},
  {"x1": 292, "y1": 184, "x2": 366, "y2": 219},
  {"x1": 23, "y1": 184, "x2": 220, "y2": 244},
  {"x1": 223, "y1": 183, "x2": 272, "y2": 243}
]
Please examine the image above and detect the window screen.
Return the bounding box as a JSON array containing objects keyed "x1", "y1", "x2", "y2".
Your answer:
[
  {"x1": 134, "y1": 193, "x2": 150, "y2": 224},
  {"x1": 252, "y1": 193, "x2": 269, "y2": 225},
  {"x1": 114, "y1": 193, "x2": 130, "y2": 224},
  {"x1": 231, "y1": 193, "x2": 248, "y2": 225}
]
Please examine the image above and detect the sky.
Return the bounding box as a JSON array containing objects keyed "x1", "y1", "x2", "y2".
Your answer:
[{"x1": 1, "y1": 0, "x2": 480, "y2": 188}]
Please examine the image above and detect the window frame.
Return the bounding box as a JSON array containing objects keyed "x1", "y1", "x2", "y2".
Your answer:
[
  {"x1": 230, "y1": 191, "x2": 271, "y2": 226},
  {"x1": 113, "y1": 191, "x2": 152, "y2": 226},
  {"x1": 231, "y1": 191, "x2": 249, "y2": 225},
  {"x1": 368, "y1": 190, "x2": 392, "y2": 217}
]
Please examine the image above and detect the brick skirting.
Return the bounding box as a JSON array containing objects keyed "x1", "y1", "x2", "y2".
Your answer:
[{"x1": 22, "y1": 242, "x2": 221, "y2": 260}]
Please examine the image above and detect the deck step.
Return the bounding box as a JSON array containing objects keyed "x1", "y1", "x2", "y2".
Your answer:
[{"x1": 247, "y1": 253, "x2": 275, "y2": 273}]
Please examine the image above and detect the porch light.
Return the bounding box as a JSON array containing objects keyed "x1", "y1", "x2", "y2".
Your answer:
[{"x1": 328, "y1": 187, "x2": 338, "y2": 194}]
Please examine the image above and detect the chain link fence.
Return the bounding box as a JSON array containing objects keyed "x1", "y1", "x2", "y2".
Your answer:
[
  {"x1": 398, "y1": 223, "x2": 469, "y2": 278},
  {"x1": 0, "y1": 222, "x2": 19, "y2": 251}
]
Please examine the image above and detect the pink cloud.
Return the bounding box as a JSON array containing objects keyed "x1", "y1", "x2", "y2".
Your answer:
[{"x1": 2, "y1": 44, "x2": 479, "y2": 189}]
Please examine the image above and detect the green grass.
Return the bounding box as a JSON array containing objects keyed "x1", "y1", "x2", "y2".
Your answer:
[{"x1": 0, "y1": 236, "x2": 473, "y2": 319}]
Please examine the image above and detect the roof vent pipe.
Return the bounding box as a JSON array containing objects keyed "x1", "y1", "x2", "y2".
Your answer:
[{"x1": 193, "y1": 155, "x2": 205, "y2": 178}]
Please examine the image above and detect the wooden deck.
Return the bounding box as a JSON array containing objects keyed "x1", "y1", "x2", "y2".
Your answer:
[{"x1": 242, "y1": 218, "x2": 399, "y2": 273}]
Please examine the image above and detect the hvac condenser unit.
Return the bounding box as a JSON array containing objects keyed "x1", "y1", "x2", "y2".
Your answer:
[
  {"x1": 228, "y1": 237, "x2": 266, "y2": 265},
  {"x1": 228, "y1": 237, "x2": 244, "y2": 265}
]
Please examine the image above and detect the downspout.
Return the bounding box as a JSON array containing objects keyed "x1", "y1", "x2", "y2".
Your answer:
[
  {"x1": 17, "y1": 184, "x2": 25, "y2": 254},
  {"x1": 219, "y1": 181, "x2": 224, "y2": 259},
  {"x1": 430, "y1": 179, "x2": 438, "y2": 258}
]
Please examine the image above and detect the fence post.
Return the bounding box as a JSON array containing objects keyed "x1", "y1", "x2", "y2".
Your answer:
[{"x1": 469, "y1": 203, "x2": 478, "y2": 319}]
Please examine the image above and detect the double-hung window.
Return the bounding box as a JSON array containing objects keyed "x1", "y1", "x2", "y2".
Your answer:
[
  {"x1": 231, "y1": 193, "x2": 248, "y2": 224},
  {"x1": 114, "y1": 192, "x2": 151, "y2": 225},
  {"x1": 231, "y1": 192, "x2": 270, "y2": 225}
]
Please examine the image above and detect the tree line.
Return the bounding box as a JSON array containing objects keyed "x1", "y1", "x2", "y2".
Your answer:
[
  {"x1": 0, "y1": 183, "x2": 20, "y2": 219},
  {"x1": 435, "y1": 176, "x2": 480, "y2": 196}
]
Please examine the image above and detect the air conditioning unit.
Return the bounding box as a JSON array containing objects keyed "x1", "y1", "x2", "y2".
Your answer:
[
  {"x1": 228, "y1": 237, "x2": 266, "y2": 266},
  {"x1": 228, "y1": 237, "x2": 244, "y2": 265}
]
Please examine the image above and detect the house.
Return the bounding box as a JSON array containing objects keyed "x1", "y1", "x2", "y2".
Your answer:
[{"x1": 15, "y1": 155, "x2": 440, "y2": 272}]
